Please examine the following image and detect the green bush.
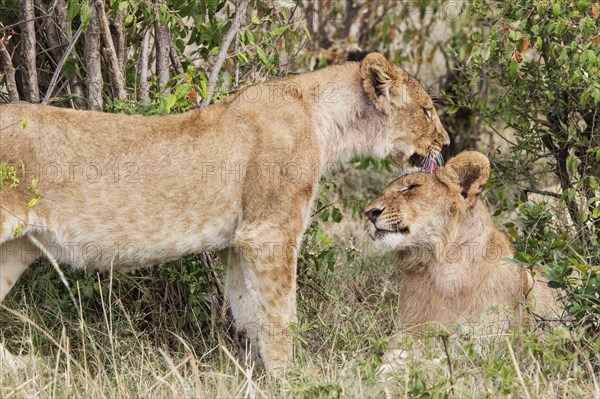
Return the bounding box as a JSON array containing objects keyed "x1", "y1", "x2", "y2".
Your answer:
[{"x1": 445, "y1": 0, "x2": 599, "y2": 337}]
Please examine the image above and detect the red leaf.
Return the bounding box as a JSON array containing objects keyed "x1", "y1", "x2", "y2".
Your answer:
[
  {"x1": 522, "y1": 37, "x2": 529, "y2": 52},
  {"x1": 512, "y1": 49, "x2": 523, "y2": 63},
  {"x1": 186, "y1": 89, "x2": 198, "y2": 103}
]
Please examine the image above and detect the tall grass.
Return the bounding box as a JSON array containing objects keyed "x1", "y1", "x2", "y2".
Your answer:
[{"x1": 2, "y1": 247, "x2": 598, "y2": 398}]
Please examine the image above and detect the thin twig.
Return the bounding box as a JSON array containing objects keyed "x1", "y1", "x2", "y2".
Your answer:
[
  {"x1": 42, "y1": 25, "x2": 83, "y2": 104},
  {"x1": 198, "y1": 253, "x2": 225, "y2": 299},
  {"x1": 201, "y1": 0, "x2": 250, "y2": 108},
  {"x1": 523, "y1": 187, "x2": 561, "y2": 199},
  {"x1": 0, "y1": 15, "x2": 50, "y2": 32},
  {"x1": 311, "y1": 202, "x2": 337, "y2": 217},
  {"x1": 441, "y1": 334, "x2": 455, "y2": 397}
]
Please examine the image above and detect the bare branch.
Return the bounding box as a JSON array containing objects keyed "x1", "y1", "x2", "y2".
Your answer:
[
  {"x1": 0, "y1": 15, "x2": 50, "y2": 33},
  {"x1": 85, "y1": 3, "x2": 104, "y2": 110},
  {"x1": 201, "y1": 0, "x2": 250, "y2": 108},
  {"x1": 523, "y1": 187, "x2": 561, "y2": 199},
  {"x1": 95, "y1": 0, "x2": 127, "y2": 99},
  {"x1": 169, "y1": 36, "x2": 184, "y2": 75},
  {"x1": 0, "y1": 36, "x2": 19, "y2": 102},
  {"x1": 42, "y1": 25, "x2": 83, "y2": 104},
  {"x1": 19, "y1": 0, "x2": 40, "y2": 102}
]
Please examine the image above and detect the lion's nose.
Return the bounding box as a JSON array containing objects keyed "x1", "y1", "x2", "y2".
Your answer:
[{"x1": 365, "y1": 208, "x2": 383, "y2": 224}]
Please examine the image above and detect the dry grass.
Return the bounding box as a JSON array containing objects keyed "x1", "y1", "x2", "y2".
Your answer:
[{"x1": 1, "y1": 248, "x2": 598, "y2": 398}]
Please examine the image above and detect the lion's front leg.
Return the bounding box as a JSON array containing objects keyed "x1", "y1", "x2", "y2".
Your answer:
[{"x1": 225, "y1": 222, "x2": 299, "y2": 372}]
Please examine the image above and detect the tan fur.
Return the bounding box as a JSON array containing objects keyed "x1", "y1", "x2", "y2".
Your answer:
[
  {"x1": 365, "y1": 152, "x2": 563, "y2": 364},
  {"x1": 0, "y1": 53, "x2": 449, "y2": 371}
]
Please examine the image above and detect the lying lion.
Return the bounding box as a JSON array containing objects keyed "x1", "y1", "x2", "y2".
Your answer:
[
  {"x1": 0, "y1": 51, "x2": 450, "y2": 371},
  {"x1": 365, "y1": 151, "x2": 563, "y2": 368}
]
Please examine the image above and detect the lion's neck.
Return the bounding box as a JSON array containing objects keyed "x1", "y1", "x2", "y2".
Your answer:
[{"x1": 308, "y1": 65, "x2": 390, "y2": 167}]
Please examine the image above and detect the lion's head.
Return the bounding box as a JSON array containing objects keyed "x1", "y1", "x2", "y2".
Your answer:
[
  {"x1": 356, "y1": 52, "x2": 450, "y2": 168},
  {"x1": 364, "y1": 151, "x2": 491, "y2": 257}
]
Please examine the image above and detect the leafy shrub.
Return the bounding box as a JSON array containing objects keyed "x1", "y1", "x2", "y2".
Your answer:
[{"x1": 445, "y1": 0, "x2": 599, "y2": 338}]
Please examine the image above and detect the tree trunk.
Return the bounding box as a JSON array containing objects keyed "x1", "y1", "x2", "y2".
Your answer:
[
  {"x1": 54, "y1": 0, "x2": 85, "y2": 108},
  {"x1": 154, "y1": 0, "x2": 171, "y2": 91},
  {"x1": 304, "y1": 0, "x2": 315, "y2": 51},
  {"x1": 111, "y1": 8, "x2": 126, "y2": 76},
  {"x1": 138, "y1": 28, "x2": 151, "y2": 103},
  {"x1": 169, "y1": 37, "x2": 184, "y2": 75},
  {"x1": 341, "y1": 0, "x2": 360, "y2": 40},
  {"x1": 19, "y1": 0, "x2": 40, "y2": 102},
  {"x1": 35, "y1": 0, "x2": 62, "y2": 62},
  {"x1": 95, "y1": 0, "x2": 127, "y2": 99},
  {"x1": 0, "y1": 37, "x2": 20, "y2": 102},
  {"x1": 85, "y1": 3, "x2": 104, "y2": 110}
]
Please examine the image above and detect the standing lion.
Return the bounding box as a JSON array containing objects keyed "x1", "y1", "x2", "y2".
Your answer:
[{"x1": 0, "y1": 51, "x2": 449, "y2": 371}]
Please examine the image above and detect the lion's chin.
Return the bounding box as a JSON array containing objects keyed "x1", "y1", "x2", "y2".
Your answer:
[{"x1": 372, "y1": 231, "x2": 407, "y2": 253}]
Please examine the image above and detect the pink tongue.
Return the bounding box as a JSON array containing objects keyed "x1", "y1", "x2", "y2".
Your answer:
[{"x1": 423, "y1": 157, "x2": 438, "y2": 173}]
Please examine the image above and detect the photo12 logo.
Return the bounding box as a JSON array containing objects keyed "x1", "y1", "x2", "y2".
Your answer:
[{"x1": 31, "y1": 161, "x2": 140, "y2": 184}]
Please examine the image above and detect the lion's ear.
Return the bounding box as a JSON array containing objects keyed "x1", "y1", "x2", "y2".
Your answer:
[
  {"x1": 359, "y1": 53, "x2": 403, "y2": 112},
  {"x1": 436, "y1": 151, "x2": 491, "y2": 205}
]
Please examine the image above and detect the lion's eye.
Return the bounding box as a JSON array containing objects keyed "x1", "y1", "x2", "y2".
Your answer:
[
  {"x1": 422, "y1": 107, "x2": 432, "y2": 119},
  {"x1": 401, "y1": 184, "x2": 420, "y2": 193}
]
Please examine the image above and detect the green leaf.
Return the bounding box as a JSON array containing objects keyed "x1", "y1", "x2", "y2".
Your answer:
[
  {"x1": 332, "y1": 207, "x2": 342, "y2": 223},
  {"x1": 552, "y1": 3, "x2": 561, "y2": 17},
  {"x1": 566, "y1": 154, "x2": 577, "y2": 175},
  {"x1": 67, "y1": 0, "x2": 80, "y2": 23},
  {"x1": 22, "y1": 118, "x2": 28, "y2": 129},
  {"x1": 245, "y1": 30, "x2": 255, "y2": 44},
  {"x1": 271, "y1": 25, "x2": 289, "y2": 36},
  {"x1": 165, "y1": 94, "x2": 177, "y2": 113},
  {"x1": 237, "y1": 52, "x2": 249, "y2": 63},
  {"x1": 320, "y1": 208, "x2": 330, "y2": 222},
  {"x1": 447, "y1": 105, "x2": 460, "y2": 115},
  {"x1": 80, "y1": 1, "x2": 91, "y2": 31},
  {"x1": 588, "y1": 50, "x2": 597, "y2": 66},
  {"x1": 28, "y1": 178, "x2": 38, "y2": 191},
  {"x1": 26, "y1": 195, "x2": 39, "y2": 208},
  {"x1": 256, "y1": 46, "x2": 270, "y2": 68},
  {"x1": 509, "y1": 60, "x2": 519, "y2": 79}
]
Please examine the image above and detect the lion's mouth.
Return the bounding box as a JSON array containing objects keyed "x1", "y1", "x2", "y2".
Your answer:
[
  {"x1": 410, "y1": 153, "x2": 442, "y2": 173},
  {"x1": 373, "y1": 226, "x2": 410, "y2": 239}
]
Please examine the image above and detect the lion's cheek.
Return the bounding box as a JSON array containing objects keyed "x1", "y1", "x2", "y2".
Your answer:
[{"x1": 388, "y1": 141, "x2": 414, "y2": 166}]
